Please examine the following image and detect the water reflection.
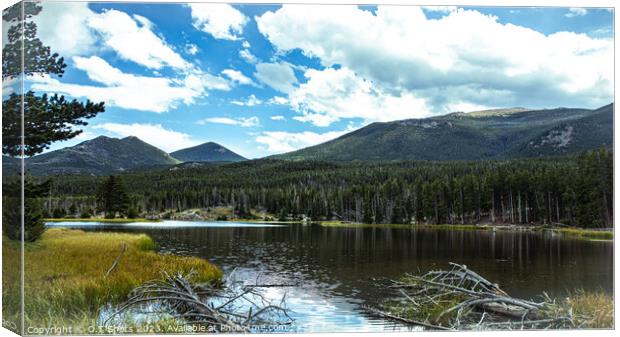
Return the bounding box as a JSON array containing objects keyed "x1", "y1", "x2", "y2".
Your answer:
[{"x1": 49, "y1": 222, "x2": 613, "y2": 332}]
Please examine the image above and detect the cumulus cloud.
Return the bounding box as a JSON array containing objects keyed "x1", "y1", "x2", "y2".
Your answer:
[
  {"x1": 88, "y1": 9, "x2": 189, "y2": 70},
  {"x1": 221, "y1": 69, "x2": 254, "y2": 85},
  {"x1": 27, "y1": 7, "x2": 247, "y2": 113},
  {"x1": 34, "y1": 2, "x2": 97, "y2": 56},
  {"x1": 421, "y1": 6, "x2": 457, "y2": 13},
  {"x1": 198, "y1": 116, "x2": 260, "y2": 127},
  {"x1": 270, "y1": 115, "x2": 285, "y2": 121},
  {"x1": 566, "y1": 8, "x2": 587, "y2": 18},
  {"x1": 185, "y1": 43, "x2": 199, "y2": 55},
  {"x1": 30, "y1": 56, "x2": 229, "y2": 113},
  {"x1": 239, "y1": 48, "x2": 258, "y2": 64},
  {"x1": 290, "y1": 67, "x2": 430, "y2": 127},
  {"x1": 254, "y1": 62, "x2": 298, "y2": 93},
  {"x1": 92, "y1": 123, "x2": 200, "y2": 152},
  {"x1": 187, "y1": 3, "x2": 247, "y2": 40},
  {"x1": 231, "y1": 94, "x2": 262, "y2": 106},
  {"x1": 256, "y1": 5, "x2": 613, "y2": 123},
  {"x1": 256, "y1": 127, "x2": 354, "y2": 153}
]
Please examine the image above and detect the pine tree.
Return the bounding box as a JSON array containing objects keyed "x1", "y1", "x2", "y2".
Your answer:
[
  {"x1": 1, "y1": 2, "x2": 105, "y2": 241},
  {"x1": 3, "y1": 176, "x2": 49, "y2": 241},
  {"x1": 96, "y1": 176, "x2": 130, "y2": 218}
]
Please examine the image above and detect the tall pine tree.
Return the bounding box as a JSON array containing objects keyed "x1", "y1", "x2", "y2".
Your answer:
[
  {"x1": 2, "y1": 2, "x2": 105, "y2": 241},
  {"x1": 96, "y1": 176, "x2": 130, "y2": 218}
]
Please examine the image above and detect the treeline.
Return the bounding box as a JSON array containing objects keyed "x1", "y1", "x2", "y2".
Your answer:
[{"x1": 42, "y1": 148, "x2": 612, "y2": 228}]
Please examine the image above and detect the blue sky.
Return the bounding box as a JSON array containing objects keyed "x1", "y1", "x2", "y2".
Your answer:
[{"x1": 5, "y1": 3, "x2": 613, "y2": 158}]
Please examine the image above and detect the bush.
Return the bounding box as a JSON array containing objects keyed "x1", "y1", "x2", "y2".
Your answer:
[
  {"x1": 52, "y1": 208, "x2": 66, "y2": 218},
  {"x1": 127, "y1": 208, "x2": 139, "y2": 219},
  {"x1": 104, "y1": 212, "x2": 116, "y2": 219},
  {"x1": 80, "y1": 212, "x2": 92, "y2": 219}
]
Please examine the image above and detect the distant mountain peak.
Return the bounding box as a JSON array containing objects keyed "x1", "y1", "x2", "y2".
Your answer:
[
  {"x1": 171, "y1": 142, "x2": 246, "y2": 163},
  {"x1": 21, "y1": 135, "x2": 179, "y2": 176}
]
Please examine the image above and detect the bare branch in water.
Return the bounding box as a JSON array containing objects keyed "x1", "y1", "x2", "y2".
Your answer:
[
  {"x1": 105, "y1": 271, "x2": 294, "y2": 332},
  {"x1": 369, "y1": 263, "x2": 590, "y2": 330}
]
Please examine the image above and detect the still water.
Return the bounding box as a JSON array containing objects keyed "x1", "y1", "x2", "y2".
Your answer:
[{"x1": 48, "y1": 221, "x2": 613, "y2": 332}]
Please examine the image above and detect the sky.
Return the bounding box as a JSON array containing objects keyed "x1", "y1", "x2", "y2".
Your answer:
[{"x1": 3, "y1": 3, "x2": 614, "y2": 158}]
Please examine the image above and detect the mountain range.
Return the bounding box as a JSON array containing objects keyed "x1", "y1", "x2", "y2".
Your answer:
[
  {"x1": 3, "y1": 103, "x2": 613, "y2": 176},
  {"x1": 275, "y1": 104, "x2": 613, "y2": 161},
  {"x1": 3, "y1": 136, "x2": 246, "y2": 176}
]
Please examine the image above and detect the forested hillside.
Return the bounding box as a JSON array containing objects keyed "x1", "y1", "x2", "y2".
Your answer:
[
  {"x1": 43, "y1": 148, "x2": 612, "y2": 228},
  {"x1": 276, "y1": 104, "x2": 613, "y2": 161}
]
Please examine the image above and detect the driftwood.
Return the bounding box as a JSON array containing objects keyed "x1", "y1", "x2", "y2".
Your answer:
[
  {"x1": 105, "y1": 271, "x2": 293, "y2": 332},
  {"x1": 372, "y1": 263, "x2": 575, "y2": 330},
  {"x1": 104, "y1": 243, "x2": 127, "y2": 278}
]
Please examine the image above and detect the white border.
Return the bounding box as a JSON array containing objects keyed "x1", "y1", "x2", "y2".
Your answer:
[{"x1": 0, "y1": 1, "x2": 616, "y2": 337}]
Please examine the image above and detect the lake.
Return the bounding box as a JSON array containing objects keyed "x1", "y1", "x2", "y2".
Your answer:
[{"x1": 47, "y1": 221, "x2": 613, "y2": 333}]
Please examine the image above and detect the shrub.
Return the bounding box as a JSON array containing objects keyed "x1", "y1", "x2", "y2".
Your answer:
[
  {"x1": 127, "y1": 208, "x2": 139, "y2": 219},
  {"x1": 52, "y1": 208, "x2": 66, "y2": 218}
]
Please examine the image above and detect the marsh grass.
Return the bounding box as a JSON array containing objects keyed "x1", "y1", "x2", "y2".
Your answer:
[
  {"x1": 564, "y1": 290, "x2": 614, "y2": 328},
  {"x1": 44, "y1": 218, "x2": 161, "y2": 223},
  {"x1": 2, "y1": 228, "x2": 222, "y2": 333},
  {"x1": 556, "y1": 228, "x2": 613, "y2": 240},
  {"x1": 318, "y1": 222, "x2": 489, "y2": 231}
]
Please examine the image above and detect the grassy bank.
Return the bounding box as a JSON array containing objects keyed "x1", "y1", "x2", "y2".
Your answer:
[
  {"x1": 44, "y1": 218, "x2": 160, "y2": 223},
  {"x1": 317, "y1": 221, "x2": 614, "y2": 240},
  {"x1": 555, "y1": 227, "x2": 613, "y2": 240},
  {"x1": 2, "y1": 228, "x2": 222, "y2": 334},
  {"x1": 318, "y1": 221, "x2": 490, "y2": 231}
]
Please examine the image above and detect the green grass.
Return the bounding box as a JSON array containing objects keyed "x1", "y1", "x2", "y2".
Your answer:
[
  {"x1": 44, "y1": 218, "x2": 161, "y2": 223},
  {"x1": 318, "y1": 221, "x2": 490, "y2": 231},
  {"x1": 2, "y1": 228, "x2": 222, "y2": 334},
  {"x1": 556, "y1": 227, "x2": 613, "y2": 240},
  {"x1": 417, "y1": 224, "x2": 491, "y2": 231},
  {"x1": 318, "y1": 221, "x2": 415, "y2": 229}
]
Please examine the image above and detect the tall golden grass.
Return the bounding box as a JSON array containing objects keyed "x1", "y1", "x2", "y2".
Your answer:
[{"x1": 2, "y1": 228, "x2": 222, "y2": 333}]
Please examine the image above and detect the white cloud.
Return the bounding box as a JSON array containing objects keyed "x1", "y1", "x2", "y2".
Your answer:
[
  {"x1": 198, "y1": 116, "x2": 260, "y2": 127},
  {"x1": 256, "y1": 127, "x2": 354, "y2": 153},
  {"x1": 2, "y1": 77, "x2": 18, "y2": 97},
  {"x1": 231, "y1": 94, "x2": 262, "y2": 106},
  {"x1": 87, "y1": 9, "x2": 189, "y2": 70},
  {"x1": 34, "y1": 2, "x2": 97, "y2": 57},
  {"x1": 254, "y1": 62, "x2": 298, "y2": 93},
  {"x1": 566, "y1": 8, "x2": 588, "y2": 18},
  {"x1": 270, "y1": 115, "x2": 285, "y2": 121},
  {"x1": 30, "y1": 56, "x2": 229, "y2": 113},
  {"x1": 221, "y1": 69, "x2": 254, "y2": 85},
  {"x1": 421, "y1": 6, "x2": 457, "y2": 13},
  {"x1": 239, "y1": 48, "x2": 258, "y2": 64},
  {"x1": 187, "y1": 3, "x2": 248, "y2": 40},
  {"x1": 256, "y1": 5, "x2": 613, "y2": 118},
  {"x1": 289, "y1": 67, "x2": 430, "y2": 127},
  {"x1": 92, "y1": 123, "x2": 200, "y2": 152},
  {"x1": 185, "y1": 43, "x2": 199, "y2": 55},
  {"x1": 268, "y1": 96, "x2": 289, "y2": 105},
  {"x1": 242, "y1": 41, "x2": 251, "y2": 49}
]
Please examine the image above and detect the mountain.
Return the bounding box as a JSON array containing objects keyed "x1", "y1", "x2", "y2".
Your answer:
[
  {"x1": 170, "y1": 142, "x2": 246, "y2": 162},
  {"x1": 19, "y1": 136, "x2": 180, "y2": 175},
  {"x1": 275, "y1": 103, "x2": 613, "y2": 161}
]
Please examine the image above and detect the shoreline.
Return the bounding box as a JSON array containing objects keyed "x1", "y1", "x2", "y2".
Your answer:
[
  {"x1": 44, "y1": 218, "x2": 613, "y2": 240},
  {"x1": 2, "y1": 228, "x2": 222, "y2": 333}
]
